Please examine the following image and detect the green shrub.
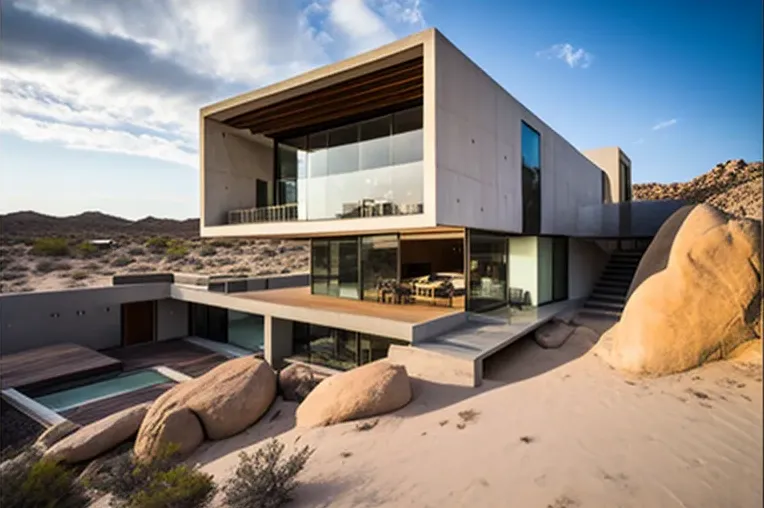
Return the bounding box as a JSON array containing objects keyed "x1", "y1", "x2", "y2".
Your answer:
[
  {"x1": 75, "y1": 242, "x2": 100, "y2": 258},
  {"x1": 112, "y1": 256, "x2": 134, "y2": 267},
  {"x1": 87, "y1": 444, "x2": 215, "y2": 508},
  {"x1": 145, "y1": 237, "x2": 169, "y2": 252},
  {"x1": 198, "y1": 245, "x2": 217, "y2": 257},
  {"x1": 165, "y1": 244, "x2": 189, "y2": 261},
  {"x1": 31, "y1": 237, "x2": 70, "y2": 257},
  {"x1": 0, "y1": 447, "x2": 89, "y2": 508},
  {"x1": 210, "y1": 239, "x2": 234, "y2": 248},
  {"x1": 223, "y1": 439, "x2": 314, "y2": 508},
  {"x1": 70, "y1": 270, "x2": 89, "y2": 281}
]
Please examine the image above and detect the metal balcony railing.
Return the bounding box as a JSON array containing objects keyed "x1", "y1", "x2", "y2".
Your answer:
[{"x1": 228, "y1": 203, "x2": 298, "y2": 224}]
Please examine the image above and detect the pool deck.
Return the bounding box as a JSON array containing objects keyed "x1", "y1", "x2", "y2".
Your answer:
[
  {"x1": 103, "y1": 340, "x2": 230, "y2": 377},
  {"x1": 0, "y1": 343, "x2": 122, "y2": 391}
]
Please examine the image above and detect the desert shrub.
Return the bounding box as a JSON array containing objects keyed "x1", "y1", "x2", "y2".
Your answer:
[
  {"x1": 145, "y1": 237, "x2": 169, "y2": 252},
  {"x1": 1, "y1": 270, "x2": 26, "y2": 281},
  {"x1": 55, "y1": 261, "x2": 73, "y2": 271},
  {"x1": 112, "y1": 256, "x2": 134, "y2": 267},
  {"x1": 127, "y1": 246, "x2": 146, "y2": 256},
  {"x1": 69, "y1": 270, "x2": 89, "y2": 280},
  {"x1": 75, "y1": 242, "x2": 101, "y2": 258},
  {"x1": 84, "y1": 261, "x2": 102, "y2": 270},
  {"x1": 35, "y1": 260, "x2": 55, "y2": 273},
  {"x1": 87, "y1": 445, "x2": 215, "y2": 508},
  {"x1": 165, "y1": 241, "x2": 188, "y2": 261},
  {"x1": 198, "y1": 245, "x2": 217, "y2": 257},
  {"x1": 223, "y1": 439, "x2": 314, "y2": 508},
  {"x1": 30, "y1": 237, "x2": 70, "y2": 257},
  {"x1": 210, "y1": 239, "x2": 234, "y2": 248},
  {"x1": 0, "y1": 447, "x2": 89, "y2": 508}
]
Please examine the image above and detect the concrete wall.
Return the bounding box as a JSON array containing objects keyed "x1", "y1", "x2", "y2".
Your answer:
[
  {"x1": 204, "y1": 119, "x2": 274, "y2": 227},
  {"x1": 387, "y1": 344, "x2": 480, "y2": 387},
  {"x1": 568, "y1": 238, "x2": 609, "y2": 300},
  {"x1": 583, "y1": 147, "x2": 631, "y2": 204},
  {"x1": 264, "y1": 316, "x2": 293, "y2": 369},
  {"x1": 433, "y1": 32, "x2": 603, "y2": 236},
  {"x1": 156, "y1": 299, "x2": 189, "y2": 341},
  {"x1": 0, "y1": 284, "x2": 170, "y2": 355}
]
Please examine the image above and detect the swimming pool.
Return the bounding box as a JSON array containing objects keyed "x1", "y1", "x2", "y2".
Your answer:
[{"x1": 34, "y1": 370, "x2": 173, "y2": 412}]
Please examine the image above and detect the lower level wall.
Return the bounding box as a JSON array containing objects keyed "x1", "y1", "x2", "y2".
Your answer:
[
  {"x1": 156, "y1": 299, "x2": 190, "y2": 341},
  {"x1": 0, "y1": 284, "x2": 170, "y2": 355},
  {"x1": 568, "y1": 238, "x2": 609, "y2": 300}
]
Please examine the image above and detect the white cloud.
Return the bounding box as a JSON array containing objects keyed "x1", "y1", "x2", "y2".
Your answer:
[
  {"x1": 536, "y1": 43, "x2": 594, "y2": 69},
  {"x1": 633, "y1": 138, "x2": 645, "y2": 145},
  {"x1": 652, "y1": 118, "x2": 678, "y2": 130},
  {"x1": 1, "y1": 0, "x2": 426, "y2": 167}
]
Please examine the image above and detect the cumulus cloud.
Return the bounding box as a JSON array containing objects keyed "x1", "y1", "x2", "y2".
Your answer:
[
  {"x1": 652, "y1": 118, "x2": 678, "y2": 130},
  {"x1": 536, "y1": 43, "x2": 594, "y2": 69},
  {"x1": 0, "y1": 0, "x2": 425, "y2": 167}
]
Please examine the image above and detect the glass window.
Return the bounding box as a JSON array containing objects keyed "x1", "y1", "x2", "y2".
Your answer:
[
  {"x1": 327, "y1": 124, "x2": 359, "y2": 175},
  {"x1": 521, "y1": 122, "x2": 541, "y2": 234},
  {"x1": 359, "y1": 116, "x2": 392, "y2": 170},
  {"x1": 227, "y1": 311, "x2": 264, "y2": 351},
  {"x1": 552, "y1": 237, "x2": 568, "y2": 301},
  {"x1": 361, "y1": 235, "x2": 399, "y2": 301},
  {"x1": 468, "y1": 231, "x2": 508, "y2": 312},
  {"x1": 337, "y1": 239, "x2": 359, "y2": 299},
  {"x1": 393, "y1": 106, "x2": 423, "y2": 134},
  {"x1": 311, "y1": 240, "x2": 329, "y2": 295},
  {"x1": 537, "y1": 237, "x2": 553, "y2": 305},
  {"x1": 311, "y1": 238, "x2": 359, "y2": 299},
  {"x1": 308, "y1": 132, "x2": 328, "y2": 177},
  {"x1": 392, "y1": 106, "x2": 423, "y2": 166},
  {"x1": 508, "y1": 236, "x2": 537, "y2": 306}
]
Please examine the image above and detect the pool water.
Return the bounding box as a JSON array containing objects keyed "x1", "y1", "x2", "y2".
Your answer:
[{"x1": 34, "y1": 370, "x2": 172, "y2": 412}]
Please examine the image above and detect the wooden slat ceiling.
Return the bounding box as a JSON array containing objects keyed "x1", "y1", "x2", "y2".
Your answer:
[{"x1": 225, "y1": 57, "x2": 423, "y2": 138}]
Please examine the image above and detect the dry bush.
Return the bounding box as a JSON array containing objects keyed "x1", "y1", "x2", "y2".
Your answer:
[
  {"x1": 112, "y1": 256, "x2": 134, "y2": 267},
  {"x1": 30, "y1": 237, "x2": 70, "y2": 257}
]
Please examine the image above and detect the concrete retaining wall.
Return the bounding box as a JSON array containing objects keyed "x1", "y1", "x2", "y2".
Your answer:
[{"x1": 387, "y1": 344, "x2": 480, "y2": 387}]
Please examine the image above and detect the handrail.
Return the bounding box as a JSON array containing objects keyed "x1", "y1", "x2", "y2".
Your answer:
[{"x1": 228, "y1": 203, "x2": 298, "y2": 224}]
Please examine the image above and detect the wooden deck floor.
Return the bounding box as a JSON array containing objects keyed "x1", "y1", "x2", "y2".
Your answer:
[
  {"x1": 237, "y1": 286, "x2": 462, "y2": 324},
  {"x1": 103, "y1": 339, "x2": 229, "y2": 377},
  {"x1": 0, "y1": 343, "x2": 122, "y2": 391},
  {"x1": 61, "y1": 382, "x2": 175, "y2": 426}
]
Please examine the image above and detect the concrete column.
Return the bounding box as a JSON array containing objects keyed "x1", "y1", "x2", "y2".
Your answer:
[{"x1": 264, "y1": 315, "x2": 293, "y2": 369}]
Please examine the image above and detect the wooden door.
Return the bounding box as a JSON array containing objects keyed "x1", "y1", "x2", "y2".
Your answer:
[{"x1": 121, "y1": 301, "x2": 155, "y2": 346}]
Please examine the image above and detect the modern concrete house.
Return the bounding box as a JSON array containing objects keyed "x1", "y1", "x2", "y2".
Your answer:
[{"x1": 0, "y1": 29, "x2": 685, "y2": 424}]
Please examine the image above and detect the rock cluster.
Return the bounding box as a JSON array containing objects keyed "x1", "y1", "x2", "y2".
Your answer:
[{"x1": 633, "y1": 159, "x2": 762, "y2": 219}]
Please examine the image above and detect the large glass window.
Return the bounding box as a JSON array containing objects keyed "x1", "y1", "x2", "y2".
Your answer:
[
  {"x1": 311, "y1": 238, "x2": 359, "y2": 299},
  {"x1": 468, "y1": 231, "x2": 508, "y2": 312},
  {"x1": 275, "y1": 105, "x2": 423, "y2": 222},
  {"x1": 292, "y1": 323, "x2": 407, "y2": 371},
  {"x1": 521, "y1": 122, "x2": 541, "y2": 234},
  {"x1": 537, "y1": 237, "x2": 553, "y2": 305},
  {"x1": 227, "y1": 311, "x2": 264, "y2": 351},
  {"x1": 361, "y1": 235, "x2": 399, "y2": 301},
  {"x1": 552, "y1": 237, "x2": 568, "y2": 302}
]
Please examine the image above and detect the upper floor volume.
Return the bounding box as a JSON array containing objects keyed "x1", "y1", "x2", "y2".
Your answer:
[{"x1": 199, "y1": 28, "x2": 617, "y2": 239}]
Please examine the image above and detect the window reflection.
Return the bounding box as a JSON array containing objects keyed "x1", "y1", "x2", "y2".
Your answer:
[{"x1": 521, "y1": 122, "x2": 541, "y2": 234}]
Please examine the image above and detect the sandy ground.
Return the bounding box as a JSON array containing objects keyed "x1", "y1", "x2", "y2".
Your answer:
[{"x1": 190, "y1": 331, "x2": 763, "y2": 508}]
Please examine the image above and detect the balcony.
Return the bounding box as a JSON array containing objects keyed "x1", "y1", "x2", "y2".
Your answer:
[{"x1": 228, "y1": 204, "x2": 298, "y2": 224}]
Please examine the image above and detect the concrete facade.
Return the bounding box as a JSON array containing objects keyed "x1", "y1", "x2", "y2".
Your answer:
[
  {"x1": 156, "y1": 299, "x2": 190, "y2": 341},
  {"x1": 583, "y1": 146, "x2": 632, "y2": 204}
]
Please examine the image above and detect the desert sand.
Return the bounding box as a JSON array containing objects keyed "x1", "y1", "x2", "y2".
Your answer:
[{"x1": 188, "y1": 330, "x2": 762, "y2": 508}]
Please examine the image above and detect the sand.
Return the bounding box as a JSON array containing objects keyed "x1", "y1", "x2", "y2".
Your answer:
[{"x1": 189, "y1": 331, "x2": 763, "y2": 507}]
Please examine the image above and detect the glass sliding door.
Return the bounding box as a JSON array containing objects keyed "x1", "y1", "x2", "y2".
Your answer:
[
  {"x1": 360, "y1": 235, "x2": 399, "y2": 301},
  {"x1": 537, "y1": 237, "x2": 553, "y2": 305},
  {"x1": 337, "y1": 238, "x2": 359, "y2": 299},
  {"x1": 311, "y1": 240, "x2": 330, "y2": 295},
  {"x1": 311, "y1": 238, "x2": 360, "y2": 299},
  {"x1": 521, "y1": 122, "x2": 541, "y2": 234},
  {"x1": 468, "y1": 231, "x2": 508, "y2": 312},
  {"x1": 227, "y1": 311, "x2": 264, "y2": 351}
]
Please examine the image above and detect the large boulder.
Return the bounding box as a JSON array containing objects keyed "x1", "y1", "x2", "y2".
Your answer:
[
  {"x1": 596, "y1": 204, "x2": 762, "y2": 376},
  {"x1": 134, "y1": 356, "x2": 276, "y2": 461},
  {"x1": 279, "y1": 363, "x2": 320, "y2": 402},
  {"x1": 296, "y1": 360, "x2": 412, "y2": 427},
  {"x1": 534, "y1": 320, "x2": 576, "y2": 349},
  {"x1": 44, "y1": 403, "x2": 149, "y2": 464},
  {"x1": 35, "y1": 420, "x2": 81, "y2": 451}
]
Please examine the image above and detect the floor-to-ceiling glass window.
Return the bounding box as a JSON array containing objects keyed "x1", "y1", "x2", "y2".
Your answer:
[
  {"x1": 552, "y1": 237, "x2": 569, "y2": 302},
  {"x1": 227, "y1": 311, "x2": 264, "y2": 351},
  {"x1": 188, "y1": 304, "x2": 228, "y2": 342},
  {"x1": 521, "y1": 122, "x2": 541, "y2": 234},
  {"x1": 361, "y1": 235, "x2": 399, "y2": 301},
  {"x1": 275, "y1": 105, "x2": 423, "y2": 222},
  {"x1": 468, "y1": 231, "x2": 508, "y2": 312},
  {"x1": 292, "y1": 323, "x2": 408, "y2": 371},
  {"x1": 508, "y1": 236, "x2": 538, "y2": 306},
  {"x1": 311, "y1": 238, "x2": 359, "y2": 299}
]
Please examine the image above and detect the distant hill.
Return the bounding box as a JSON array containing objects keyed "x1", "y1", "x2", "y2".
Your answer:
[
  {"x1": 633, "y1": 159, "x2": 762, "y2": 220},
  {"x1": 0, "y1": 211, "x2": 200, "y2": 239}
]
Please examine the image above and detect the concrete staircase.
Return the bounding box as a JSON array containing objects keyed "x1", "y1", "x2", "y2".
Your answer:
[{"x1": 580, "y1": 249, "x2": 645, "y2": 321}]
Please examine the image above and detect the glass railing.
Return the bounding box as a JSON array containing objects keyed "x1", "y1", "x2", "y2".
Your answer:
[{"x1": 576, "y1": 200, "x2": 687, "y2": 237}]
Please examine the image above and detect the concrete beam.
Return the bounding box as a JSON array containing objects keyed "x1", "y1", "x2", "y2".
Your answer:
[{"x1": 264, "y1": 316, "x2": 294, "y2": 369}]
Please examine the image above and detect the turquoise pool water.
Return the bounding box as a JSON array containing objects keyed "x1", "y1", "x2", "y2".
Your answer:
[{"x1": 35, "y1": 370, "x2": 172, "y2": 412}]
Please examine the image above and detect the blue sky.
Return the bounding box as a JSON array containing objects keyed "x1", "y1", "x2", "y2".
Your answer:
[{"x1": 1, "y1": 0, "x2": 761, "y2": 219}]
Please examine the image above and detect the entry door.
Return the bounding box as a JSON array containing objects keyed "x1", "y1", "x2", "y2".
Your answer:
[
  {"x1": 121, "y1": 301, "x2": 155, "y2": 346},
  {"x1": 256, "y1": 179, "x2": 269, "y2": 208}
]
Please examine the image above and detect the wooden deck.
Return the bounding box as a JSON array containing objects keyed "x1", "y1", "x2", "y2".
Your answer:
[
  {"x1": 103, "y1": 340, "x2": 229, "y2": 378},
  {"x1": 236, "y1": 286, "x2": 462, "y2": 324},
  {"x1": 60, "y1": 382, "x2": 175, "y2": 426},
  {"x1": 0, "y1": 343, "x2": 122, "y2": 391}
]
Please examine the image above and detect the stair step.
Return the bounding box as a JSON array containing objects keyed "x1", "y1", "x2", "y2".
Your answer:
[
  {"x1": 600, "y1": 275, "x2": 634, "y2": 284},
  {"x1": 590, "y1": 292, "x2": 626, "y2": 303},
  {"x1": 585, "y1": 300, "x2": 624, "y2": 311},
  {"x1": 594, "y1": 283, "x2": 629, "y2": 294},
  {"x1": 579, "y1": 308, "x2": 622, "y2": 319}
]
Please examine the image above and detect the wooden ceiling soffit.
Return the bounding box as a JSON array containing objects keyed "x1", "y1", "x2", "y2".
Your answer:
[{"x1": 226, "y1": 57, "x2": 423, "y2": 135}]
